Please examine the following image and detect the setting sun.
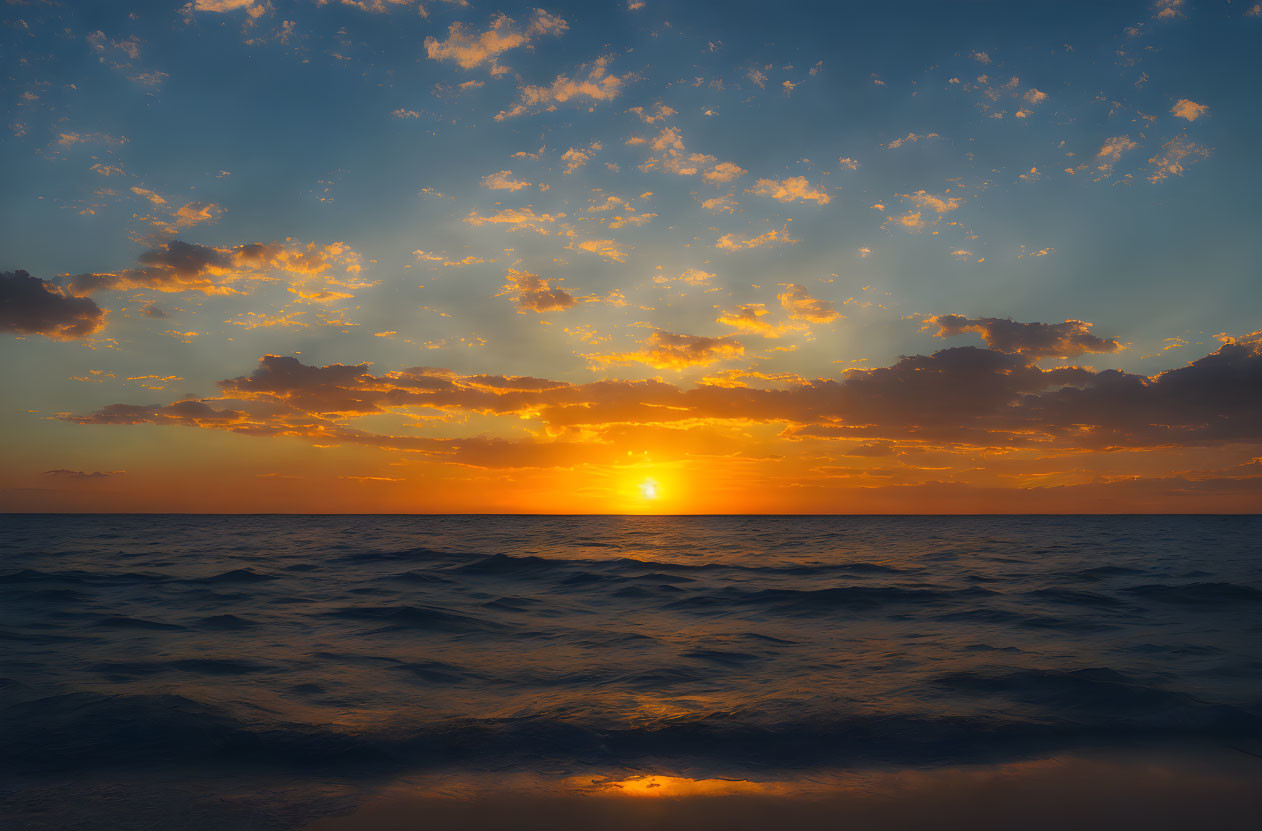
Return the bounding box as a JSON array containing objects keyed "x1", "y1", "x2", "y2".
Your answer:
[{"x1": 639, "y1": 479, "x2": 659, "y2": 500}]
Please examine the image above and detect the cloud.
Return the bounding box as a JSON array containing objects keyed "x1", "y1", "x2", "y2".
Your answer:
[
  {"x1": 715, "y1": 225, "x2": 799, "y2": 252},
  {"x1": 705, "y1": 161, "x2": 747, "y2": 184},
  {"x1": 568, "y1": 238, "x2": 629, "y2": 263},
  {"x1": 904, "y1": 190, "x2": 962, "y2": 213},
  {"x1": 748, "y1": 176, "x2": 831, "y2": 204},
  {"x1": 53, "y1": 132, "x2": 127, "y2": 150},
  {"x1": 886, "y1": 210, "x2": 930, "y2": 232},
  {"x1": 143, "y1": 201, "x2": 227, "y2": 235},
  {"x1": 561, "y1": 141, "x2": 601, "y2": 174},
  {"x1": 425, "y1": 9, "x2": 567, "y2": 72},
  {"x1": 64, "y1": 334, "x2": 1262, "y2": 470},
  {"x1": 779, "y1": 284, "x2": 840, "y2": 324},
  {"x1": 607, "y1": 212, "x2": 656, "y2": 229},
  {"x1": 131, "y1": 187, "x2": 166, "y2": 206},
  {"x1": 481, "y1": 169, "x2": 531, "y2": 191},
  {"x1": 884, "y1": 132, "x2": 939, "y2": 149},
  {"x1": 43, "y1": 469, "x2": 123, "y2": 480},
  {"x1": 183, "y1": 0, "x2": 265, "y2": 12},
  {"x1": 1097, "y1": 135, "x2": 1139, "y2": 166},
  {"x1": 465, "y1": 207, "x2": 565, "y2": 234},
  {"x1": 627, "y1": 102, "x2": 676, "y2": 123},
  {"x1": 593, "y1": 330, "x2": 744, "y2": 369},
  {"x1": 86, "y1": 30, "x2": 167, "y2": 88},
  {"x1": 716, "y1": 304, "x2": 797, "y2": 338},
  {"x1": 1, "y1": 270, "x2": 107, "y2": 340},
  {"x1": 495, "y1": 55, "x2": 630, "y2": 120},
  {"x1": 640, "y1": 127, "x2": 745, "y2": 183},
  {"x1": 928, "y1": 315, "x2": 1122, "y2": 358},
  {"x1": 654, "y1": 268, "x2": 715, "y2": 286},
  {"x1": 1170, "y1": 99, "x2": 1208, "y2": 121},
  {"x1": 700, "y1": 194, "x2": 738, "y2": 213},
  {"x1": 1147, "y1": 135, "x2": 1211, "y2": 182},
  {"x1": 501, "y1": 268, "x2": 576, "y2": 312},
  {"x1": 64, "y1": 239, "x2": 371, "y2": 301}
]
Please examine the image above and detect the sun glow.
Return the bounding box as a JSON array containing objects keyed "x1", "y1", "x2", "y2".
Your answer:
[{"x1": 639, "y1": 478, "x2": 659, "y2": 500}]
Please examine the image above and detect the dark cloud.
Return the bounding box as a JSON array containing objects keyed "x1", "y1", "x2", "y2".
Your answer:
[
  {"x1": 929, "y1": 315, "x2": 1122, "y2": 358},
  {"x1": 220, "y1": 355, "x2": 381, "y2": 415},
  {"x1": 62, "y1": 239, "x2": 368, "y2": 299},
  {"x1": 502, "y1": 269, "x2": 577, "y2": 312},
  {"x1": 66, "y1": 240, "x2": 232, "y2": 295},
  {"x1": 63, "y1": 332, "x2": 1262, "y2": 466},
  {"x1": 1, "y1": 270, "x2": 107, "y2": 340},
  {"x1": 595, "y1": 330, "x2": 746, "y2": 369},
  {"x1": 43, "y1": 469, "x2": 123, "y2": 480}
]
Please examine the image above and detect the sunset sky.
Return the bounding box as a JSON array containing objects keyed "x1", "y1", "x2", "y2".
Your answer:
[{"x1": 2, "y1": 0, "x2": 1260, "y2": 513}]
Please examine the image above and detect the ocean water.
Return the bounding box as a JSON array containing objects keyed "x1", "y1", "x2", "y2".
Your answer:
[{"x1": 2, "y1": 514, "x2": 1261, "y2": 829}]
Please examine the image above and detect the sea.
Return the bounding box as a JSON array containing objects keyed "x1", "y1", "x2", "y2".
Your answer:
[{"x1": 2, "y1": 514, "x2": 1260, "y2": 830}]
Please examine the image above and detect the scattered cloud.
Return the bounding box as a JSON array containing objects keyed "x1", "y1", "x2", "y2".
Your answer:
[
  {"x1": 1170, "y1": 99, "x2": 1208, "y2": 121},
  {"x1": 466, "y1": 207, "x2": 565, "y2": 234},
  {"x1": 716, "y1": 225, "x2": 799, "y2": 252},
  {"x1": 481, "y1": 169, "x2": 532, "y2": 191},
  {"x1": 904, "y1": 190, "x2": 963, "y2": 213},
  {"x1": 779, "y1": 283, "x2": 840, "y2": 324},
  {"x1": 748, "y1": 176, "x2": 831, "y2": 204},
  {"x1": 425, "y1": 9, "x2": 567, "y2": 73},
  {"x1": 884, "y1": 132, "x2": 939, "y2": 149},
  {"x1": 561, "y1": 141, "x2": 602, "y2": 174},
  {"x1": 495, "y1": 55, "x2": 631, "y2": 120},
  {"x1": 1147, "y1": 135, "x2": 1211, "y2": 182},
  {"x1": 654, "y1": 268, "x2": 715, "y2": 286}
]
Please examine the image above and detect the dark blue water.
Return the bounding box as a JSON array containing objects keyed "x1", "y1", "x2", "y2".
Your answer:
[{"x1": 2, "y1": 515, "x2": 1260, "y2": 829}]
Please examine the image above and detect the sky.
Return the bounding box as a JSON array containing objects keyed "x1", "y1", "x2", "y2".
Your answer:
[{"x1": 2, "y1": 0, "x2": 1260, "y2": 513}]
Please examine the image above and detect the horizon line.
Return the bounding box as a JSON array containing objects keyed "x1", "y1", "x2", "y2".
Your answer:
[{"x1": 3, "y1": 512, "x2": 1259, "y2": 518}]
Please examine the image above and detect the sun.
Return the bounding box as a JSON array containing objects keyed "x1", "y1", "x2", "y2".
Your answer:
[{"x1": 639, "y1": 479, "x2": 659, "y2": 500}]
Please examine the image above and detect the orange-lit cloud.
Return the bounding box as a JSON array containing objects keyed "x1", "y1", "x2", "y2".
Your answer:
[
  {"x1": 904, "y1": 190, "x2": 963, "y2": 213},
  {"x1": 779, "y1": 284, "x2": 840, "y2": 323},
  {"x1": 500, "y1": 268, "x2": 576, "y2": 312},
  {"x1": 1170, "y1": 98, "x2": 1208, "y2": 121},
  {"x1": 465, "y1": 207, "x2": 565, "y2": 234},
  {"x1": 64, "y1": 239, "x2": 370, "y2": 301},
  {"x1": 495, "y1": 55, "x2": 630, "y2": 120},
  {"x1": 63, "y1": 331, "x2": 1262, "y2": 469},
  {"x1": 748, "y1": 176, "x2": 831, "y2": 204},
  {"x1": 1147, "y1": 135, "x2": 1211, "y2": 182},
  {"x1": 590, "y1": 330, "x2": 745, "y2": 369},
  {"x1": 425, "y1": 9, "x2": 567, "y2": 73},
  {"x1": 481, "y1": 170, "x2": 532, "y2": 191},
  {"x1": 561, "y1": 141, "x2": 602, "y2": 174},
  {"x1": 716, "y1": 225, "x2": 799, "y2": 252}
]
